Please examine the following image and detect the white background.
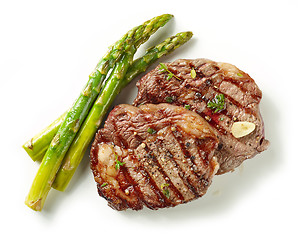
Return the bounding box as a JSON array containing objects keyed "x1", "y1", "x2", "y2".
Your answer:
[{"x1": 1, "y1": 0, "x2": 297, "y2": 239}]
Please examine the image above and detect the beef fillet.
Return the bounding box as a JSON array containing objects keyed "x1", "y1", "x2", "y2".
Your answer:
[
  {"x1": 133, "y1": 59, "x2": 269, "y2": 174},
  {"x1": 90, "y1": 103, "x2": 219, "y2": 210}
]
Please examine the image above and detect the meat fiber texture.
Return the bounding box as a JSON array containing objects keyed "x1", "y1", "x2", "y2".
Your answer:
[
  {"x1": 133, "y1": 58, "x2": 269, "y2": 174},
  {"x1": 90, "y1": 103, "x2": 219, "y2": 210}
]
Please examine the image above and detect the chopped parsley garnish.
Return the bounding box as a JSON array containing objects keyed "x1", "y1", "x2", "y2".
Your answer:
[
  {"x1": 184, "y1": 104, "x2": 190, "y2": 110},
  {"x1": 147, "y1": 127, "x2": 157, "y2": 134},
  {"x1": 190, "y1": 68, "x2": 196, "y2": 79},
  {"x1": 237, "y1": 73, "x2": 243, "y2": 77},
  {"x1": 100, "y1": 182, "x2": 108, "y2": 188},
  {"x1": 207, "y1": 94, "x2": 225, "y2": 113},
  {"x1": 165, "y1": 96, "x2": 174, "y2": 103},
  {"x1": 115, "y1": 159, "x2": 125, "y2": 170},
  {"x1": 159, "y1": 63, "x2": 182, "y2": 81},
  {"x1": 113, "y1": 151, "x2": 125, "y2": 170},
  {"x1": 161, "y1": 183, "x2": 170, "y2": 199}
]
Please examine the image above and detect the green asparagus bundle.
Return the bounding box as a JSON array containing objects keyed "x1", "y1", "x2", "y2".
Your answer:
[
  {"x1": 25, "y1": 14, "x2": 174, "y2": 211},
  {"x1": 23, "y1": 31, "x2": 193, "y2": 164},
  {"x1": 24, "y1": 14, "x2": 193, "y2": 211},
  {"x1": 52, "y1": 31, "x2": 193, "y2": 191}
]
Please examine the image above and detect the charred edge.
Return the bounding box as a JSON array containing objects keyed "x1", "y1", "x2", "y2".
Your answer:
[
  {"x1": 90, "y1": 136, "x2": 100, "y2": 169},
  {"x1": 98, "y1": 185, "x2": 127, "y2": 211}
]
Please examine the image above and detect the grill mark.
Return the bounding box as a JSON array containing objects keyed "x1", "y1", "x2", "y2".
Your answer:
[
  {"x1": 142, "y1": 142, "x2": 185, "y2": 203},
  {"x1": 184, "y1": 65, "x2": 258, "y2": 116},
  {"x1": 191, "y1": 74, "x2": 257, "y2": 117},
  {"x1": 141, "y1": 165, "x2": 173, "y2": 208},
  {"x1": 111, "y1": 117, "x2": 130, "y2": 149},
  {"x1": 186, "y1": 140, "x2": 214, "y2": 193},
  {"x1": 171, "y1": 130, "x2": 211, "y2": 195},
  {"x1": 114, "y1": 171, "x2": 131, "y2": 210},
  {"x1": 197, "y1": 111, "x2": 228, "y2": 135},
  {"x1": 168, "y1": 156, "x2": 199, "y2": 198},
  {"x1": 190, "y1": 78, "x2": 258, "y2": 138},
  {"x1": 163, "y1": 134, "x2": 200, "y2": 198},
  {"x1": 223, "y1": 77, "x2": 261, "y2": 102},
  {"x1": 212, "y1": 85, "x2": 257, "y2": 116},
  {"x1": 152, "y1": 137, "x2": 197, "y2": 201},
  {"x1": 196, "y1": 62, "x2": 260, "y2": 102},
  {"x1": 120, "y1": 164, "x2": 143, "y2": 210},
  {"x1": 193, "y1": 61, "x2": 209, "y2": 70},
  {"x1": 127, "y1": 155, "x2": 168, "y2": 209},
  {"x1": 194, "y1": 63, "x2": 220, "y2": 80}
]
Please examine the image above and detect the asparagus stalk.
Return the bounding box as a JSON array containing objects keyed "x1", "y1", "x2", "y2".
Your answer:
[
  {"x1": 22, "y1": 31, "x2": 192, "y2": 163},
  {"x1": 22, "y1": 14, "x2": 172, "y2": 163},
  {"x1": 25, "y1": 14, "x2": 173, "y2": 211},
  {"x1": 52, "y1": 31, "x2": 193, "y2": 191},
  {"x1": 22, "y1": 112, "x2": 67, "y2": 162},
  {"x1": 121, "y1": 31, "x2": 193, "y2": 88}
]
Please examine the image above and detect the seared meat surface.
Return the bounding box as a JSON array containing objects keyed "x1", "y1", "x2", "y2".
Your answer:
[
  {"x1": 90, "y1": 103, "x2": 219, "y2": 210},
  {"x1": 133, "y1": 59, "x2": 269, "y2": 174}
]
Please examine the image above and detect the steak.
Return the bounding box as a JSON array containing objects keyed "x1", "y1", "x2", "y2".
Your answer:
[
  {"x1": 133, "y1": 58, "x2": 269, "y2": 174},
  {"x1": 90, "y1": 103, "x2": 219, "y2": 210}
]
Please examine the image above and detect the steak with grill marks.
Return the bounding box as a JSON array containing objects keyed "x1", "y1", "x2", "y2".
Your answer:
[
  {"x1": 133, "y1": 59, "x2": 269, "y2": 174},
  {"x1": 90, "y1": 103, "x2": 219, "y2": 210}
]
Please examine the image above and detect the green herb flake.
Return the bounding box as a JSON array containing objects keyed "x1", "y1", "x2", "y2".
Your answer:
[
  {"x1": 113, "y1": 151, "x2": 125, "y2": 170},
  {"x1": 165, "y1": 96, "x2": 174, "y2": 103},
  {"x1": 207, "y1": 94, "x2": 226, "y2": 113},
  {"x1": 159, "y1": 63, "x2": 182, "y2": 81},
  {"x1": 167, "y1": 72, "x2": 174, "y2": 81},
  {"x1": 100, "y1": 182, "x2": 108, "y2": 188},
  {"x1": 159, "y1": 63, "x2": 168, "y2": 73},
  {"x1": 161, "y1": 183, "x2": 170, "y2": 199},
  {"x1": 190, "y1": 68, "x2": 196, "y2": 79},
  {"x1": 115, "y1": 159, "x2": 125, "y2": 170},
  {"x1": 147, "y1": 127, "x2": 157, "y2": 134},
  {"x1": 237, "y1": 73, "x2": 243, "y2": 77},
  {"x1": 184, "y1": 104, "x2": 190, "y2": 110},
  {"x1": 219, "y1": 117, "x2": 224, "y2": 121}
]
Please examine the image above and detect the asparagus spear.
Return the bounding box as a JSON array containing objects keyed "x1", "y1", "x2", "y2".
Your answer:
[
  {"x1": 121, "y1": 31, "x2": 193, "y2": 88},
  {"x1": 22, "y1": 14, "x2": 172, "y2": 163},
  {"x1": 23, "y1": 112, "x2": 67, "y2": 162},
  {"x1": 52, "y1": 31, "x2": 193, "y2": 191},
  {"x1": 22, "y1": 31, "x2": 192, "y2": 163},
  {"x1": 25, "y1": 14, "x2": 173, "y2": 211}
]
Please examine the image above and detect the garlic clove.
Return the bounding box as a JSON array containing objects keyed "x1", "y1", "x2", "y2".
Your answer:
[{"x1": 231, "y1": 121, "x2": 256, "y2": 138}]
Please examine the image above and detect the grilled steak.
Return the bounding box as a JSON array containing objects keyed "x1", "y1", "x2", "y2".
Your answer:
[
  {"x1": 90, "y1": 103, "x2": 219, "y2": 210},
  {"x1": 133, "y1": 58, "x2": 269, "y2": 174}
]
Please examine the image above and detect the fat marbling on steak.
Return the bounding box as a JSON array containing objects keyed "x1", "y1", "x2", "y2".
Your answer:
[
  {"x1": 90, "y1": 103, "x2": 219, "y2": 210},
  {"x1": 133, "y1": 58, "x2": 269, "y2": 174}
]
